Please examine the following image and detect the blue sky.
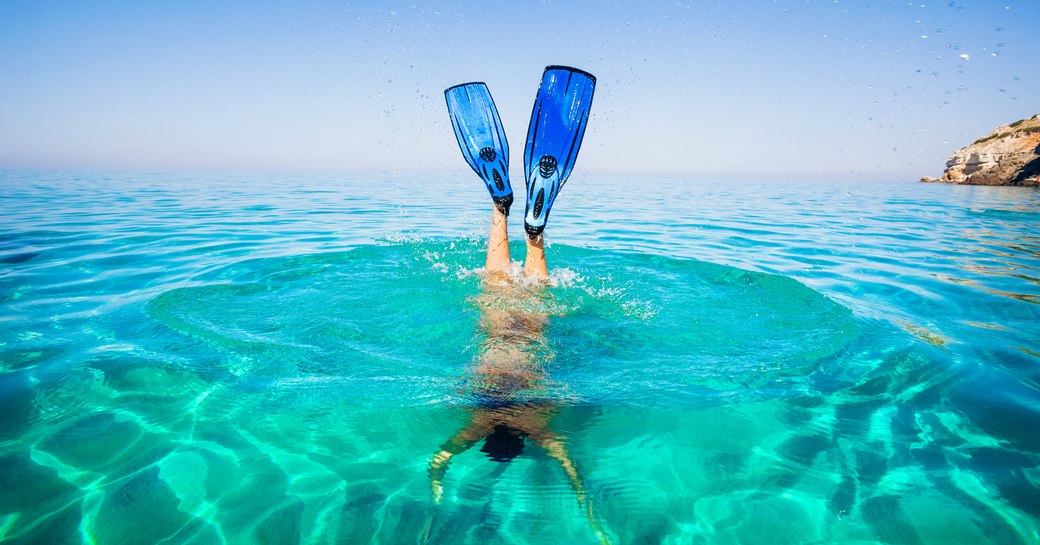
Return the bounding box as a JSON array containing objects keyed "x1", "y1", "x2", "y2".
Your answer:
[{"x1": 0, "y1": 0, "x2": 1036, "y2": 180}]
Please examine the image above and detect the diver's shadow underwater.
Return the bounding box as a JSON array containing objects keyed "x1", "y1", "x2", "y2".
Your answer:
[{"x1": 425, "y1": 280, "x2": 611, "y2": 544}]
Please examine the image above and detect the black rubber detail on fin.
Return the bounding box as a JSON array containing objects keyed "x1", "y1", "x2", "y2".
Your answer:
[
  {"x1": 493, "y1": 194, "x2": 513, "y2": 216},
  {"x1": 538, "y1": 155, "x2": 557, "y2": 179},
  {"x1": 524, "y1": 222, "x2": 544, "y2": 238},
  {"x1": 493, "y1": 169, "x2": 505, "y2": 192},
  {"x1": 479, "y1": 147, "x2": 497, "y2": 162},
  {"x1": 532, "y1": 188, "x2": 545, "y2": 219}
]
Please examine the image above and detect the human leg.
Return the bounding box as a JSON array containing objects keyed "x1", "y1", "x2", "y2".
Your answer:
[
  {"x1": 523, "y1": 233, "x2": 548, "y2": 280},
  {"x1": 485, "y1": 204, "x2": 511, "y2": 274}
]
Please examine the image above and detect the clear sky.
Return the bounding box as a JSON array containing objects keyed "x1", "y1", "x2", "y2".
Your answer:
[{"x1": 0, "y1": 1, "x2": 1036, "y2": 180}]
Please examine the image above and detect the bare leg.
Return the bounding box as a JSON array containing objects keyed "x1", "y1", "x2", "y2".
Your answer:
[
  {"x1": 523, "y1": 234, "x2": 549, "y2": 280},
  {"x1": 485, "y1": 205, "x2": 511, "y2": 274}
]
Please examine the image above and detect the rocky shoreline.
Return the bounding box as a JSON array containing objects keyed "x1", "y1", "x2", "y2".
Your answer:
[{"x1": 920, "y1": 114, "x2": 1040, "y2": 186}]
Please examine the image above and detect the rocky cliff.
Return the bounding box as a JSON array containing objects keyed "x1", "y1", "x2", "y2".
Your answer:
[{"x1": 921, "y1": 114, "x2": 1040, "y2": 186}]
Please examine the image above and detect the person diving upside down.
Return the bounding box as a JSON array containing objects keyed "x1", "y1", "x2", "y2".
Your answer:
[{"x1": 430, "y1": 67, "x2": 610, "y2": 544}]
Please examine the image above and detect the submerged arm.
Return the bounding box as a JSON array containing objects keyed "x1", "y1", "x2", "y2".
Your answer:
[
  {"x1": 535, "y1": 436, "x2": 612, "y2": 545},
  {"x1": 427, "y1": 422, "x2": 487, "y2": 504}
]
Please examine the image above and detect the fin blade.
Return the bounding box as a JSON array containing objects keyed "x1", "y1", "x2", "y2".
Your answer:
[
  {"x1": 522, "y1": 66, "x2": 596, "y2": 236},
  {"x1": 444, "y1": 83, "x2": 511, "y2": 201}
]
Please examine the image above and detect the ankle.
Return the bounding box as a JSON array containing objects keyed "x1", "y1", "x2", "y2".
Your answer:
[
  {"x1": 523, "y1": 234, "x2": 548, "y2": 279},
  {"x1": 491, "y1": 204, "x2": 507, "y2": 223}
]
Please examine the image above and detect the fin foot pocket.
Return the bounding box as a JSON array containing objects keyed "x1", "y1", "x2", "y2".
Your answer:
[
  {"x1": 493, "y1": 194, "x2": 513, "y2": 216},
  {"x1": 524, "y1": 222, "x2": 544, "y2": 239}
]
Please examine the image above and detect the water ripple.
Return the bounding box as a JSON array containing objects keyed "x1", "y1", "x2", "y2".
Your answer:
[{"x1": 1, "y1": 171, "x2": 1039, "y2": 545}]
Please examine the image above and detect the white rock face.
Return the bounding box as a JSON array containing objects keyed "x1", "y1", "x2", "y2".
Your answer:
[{"x1": 922, "y1": 114, "x2": 1040, "y2": 186}]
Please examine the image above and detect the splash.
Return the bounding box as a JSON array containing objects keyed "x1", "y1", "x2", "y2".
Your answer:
[{"x1": 146, "y1": 241, "x2": 860, "y2": 407}]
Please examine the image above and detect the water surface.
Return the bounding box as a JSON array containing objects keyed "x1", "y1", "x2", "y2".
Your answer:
[{"x1": 1, "y1": 171, "x2": 1038, "y2": 544}]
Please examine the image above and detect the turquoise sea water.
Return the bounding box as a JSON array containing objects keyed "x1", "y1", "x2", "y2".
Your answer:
[{"x1": 1, "y1": 170, "x2": 1038, "y2": 544}]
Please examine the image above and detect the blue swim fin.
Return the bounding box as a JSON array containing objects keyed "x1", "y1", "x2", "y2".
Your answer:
[
  {"x1": 445, "y1": 82, "x2": 513, "y2": 215},
  {"x1": 522, "y1": 66, "x2": 596, "y2": 238}
]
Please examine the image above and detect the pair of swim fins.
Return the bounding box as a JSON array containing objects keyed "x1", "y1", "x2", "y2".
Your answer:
[{"x1": 445, "y1": 66, "x2": 596, "y2": 238}]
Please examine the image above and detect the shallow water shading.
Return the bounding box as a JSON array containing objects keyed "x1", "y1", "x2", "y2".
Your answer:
[{"x1": 0, "y1": 171, "x2": 1038, "y2": 544}]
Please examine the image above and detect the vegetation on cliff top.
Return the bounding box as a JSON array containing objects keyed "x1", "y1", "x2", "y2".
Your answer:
[{"x1": 972, "y1": 117, "x2": 1040, "y2": 146}]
